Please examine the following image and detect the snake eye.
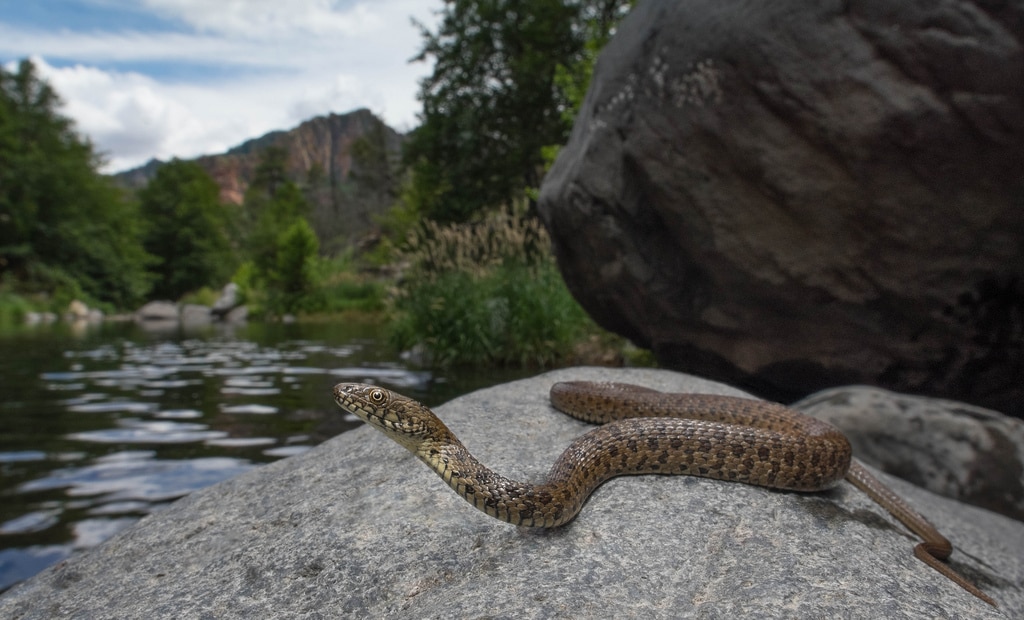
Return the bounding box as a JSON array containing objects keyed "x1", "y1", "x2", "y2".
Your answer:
[{"x1": 370, "y1": 389, "x2": 384, "y2": 403}]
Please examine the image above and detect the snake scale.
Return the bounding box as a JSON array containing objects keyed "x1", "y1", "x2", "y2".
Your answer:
[{"x1": 332, "y1": 380, "x2": 995, "y2": 606}]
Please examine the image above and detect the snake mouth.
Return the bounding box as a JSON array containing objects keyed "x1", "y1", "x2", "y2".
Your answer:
[
  {"x1": 333, "y1": 383, "x2": 411, "y2": 435},
  {"x1": 333, "y1": 384, "x2": 378, "y2": 416}
]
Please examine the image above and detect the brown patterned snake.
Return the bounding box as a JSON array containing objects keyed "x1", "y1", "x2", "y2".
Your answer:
[{"x1": 332, "y1": 380, "x2": 995, "y2": 606}]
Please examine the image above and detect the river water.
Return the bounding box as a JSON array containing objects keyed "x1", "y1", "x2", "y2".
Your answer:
[{"x1": 0, "y1": 319, "x2": 534, "y2": 593}]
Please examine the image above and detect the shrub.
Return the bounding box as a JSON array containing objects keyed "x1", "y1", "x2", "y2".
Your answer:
[
  {"x1": 389, "y1": 207, "x2": 596, "y2": 366},
  {"x1": 0, "y1": 288, "x2": 35, "y2": 326}
]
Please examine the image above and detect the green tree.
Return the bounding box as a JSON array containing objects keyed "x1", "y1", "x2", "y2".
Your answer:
[
  {"x1": 554, "y1": 0, "x2": 634, "y2": 120},
  {"x1": 403, "y1": 0, "x2": 632, "y2": 222},
  {"x1": 250, "y1": 144, "x2": 290, "y2": 197},
  {"x1": 242, "y1": 146, "x2": 311, "y2": 271},
  {"x1": 0, "y1": 59, "x2": 153, "y2": 308},
  {"x1": 350, "y1": 119, "x2": 401, "y2": 211},
  {"x1": 267, "y1": 219, "x2": 321, "y2": 313},
  {"x1": 138, "y1": 159, "x2": 235, "y2": 300},
  {"x1": 234, "y1": 145, "x2": 325, "y2": 315}
]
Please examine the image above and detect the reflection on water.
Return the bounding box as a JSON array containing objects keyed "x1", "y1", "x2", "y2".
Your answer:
[{"x1": 0, "y1": 320, "x2": 532, "y2": 593}]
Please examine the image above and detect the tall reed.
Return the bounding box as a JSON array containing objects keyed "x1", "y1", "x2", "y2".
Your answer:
[{"x1": 389, "y1": 207, "x2": 594, "y2": 367}]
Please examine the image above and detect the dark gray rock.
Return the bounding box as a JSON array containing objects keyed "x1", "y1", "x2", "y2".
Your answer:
[
  {"x1": 538, "y1": 0, "x2": 1024, "y2": 416},
  {"x1": 794, "y1": 385, "x2": 1024, "y2": 521},
  {"x1": 211, "y1": 282, "x2": 240, "y2": 317},
  {"x1": 0, "y1": 368, "x2": 1019, "y2": 618}
]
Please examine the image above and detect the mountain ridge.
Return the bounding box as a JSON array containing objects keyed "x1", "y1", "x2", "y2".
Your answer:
[{"x1": 114, "y1": 107, "x2": 405, "y2": 251}]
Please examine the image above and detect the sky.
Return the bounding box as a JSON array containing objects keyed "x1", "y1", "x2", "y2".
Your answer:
[{"x1": 0, "y1": 0, "x2": 442, "y2": 173}]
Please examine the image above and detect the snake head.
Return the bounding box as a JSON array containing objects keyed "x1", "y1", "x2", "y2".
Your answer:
[{"x1": 332, "y1": 383, "x2": 446, "y2": 453}]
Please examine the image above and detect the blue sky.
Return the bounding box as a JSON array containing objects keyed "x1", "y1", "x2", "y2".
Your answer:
[{"x1": 0, "y1": 0, "x2": 441, "y2": 172}]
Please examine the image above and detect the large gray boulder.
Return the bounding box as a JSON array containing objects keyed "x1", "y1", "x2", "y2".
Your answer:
[
  {"x1": 538, "y1": 0, "x2": 1024, "y2": 416},
  {"x1": 794, "y1": 385, "x2": 1024, "y2": 521},
  {"x1": 0, "y1": 368, "x2": 1019, "y2": 618}
]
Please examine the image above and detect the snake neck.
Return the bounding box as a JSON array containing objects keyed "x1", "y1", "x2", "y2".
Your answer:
[{"x1": 415, "y1": 438, "x2": 582, "y2": 528}]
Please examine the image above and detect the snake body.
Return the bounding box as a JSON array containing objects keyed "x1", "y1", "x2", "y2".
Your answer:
[{"x1": 332, "y1": 380, "x2": 995, "y2": 606}]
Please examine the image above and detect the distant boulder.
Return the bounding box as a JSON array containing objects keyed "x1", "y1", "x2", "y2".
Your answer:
[
  {"x1": 65, "y1": 300, "x2": 90, "y2": 320},
  {"x1": 224, "y1": 305, "x2": 248, "y2": 324},
  {"x1": 135, "y1": 301, "x2": 179, "y2": 322},
  {"x1": 181, "y1": 304, "x2": 212, "y2": 327},
  {"x1": 211, "y1": 283, "x2": 240, "y2": 317}
]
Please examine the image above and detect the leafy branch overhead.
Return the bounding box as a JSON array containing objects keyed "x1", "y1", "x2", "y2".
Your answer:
[{"x1": 404, "y1": 0, "x2": 634, "y2": 223}]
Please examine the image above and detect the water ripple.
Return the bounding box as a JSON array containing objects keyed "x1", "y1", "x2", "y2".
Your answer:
[
  {"x1": 67, "y1": 402, "x2": 157, "y2": 414},
  {"x1": 0, "y1": 511, "x2": 60, "y2": 535},
  {"x1": 19, "y1": 451, "x2": 256, "y2": 503},
  {"x1": 220, "y1": 404, "x2": 278, "y2": 415},
  {"x1": 67, "y1": 420, "x2": 228, "y2": 444},
  {"x1": 0, "y1": 451, "x2": 47, "y2": 463}
]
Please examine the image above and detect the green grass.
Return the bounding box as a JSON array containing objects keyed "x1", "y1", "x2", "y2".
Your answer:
[
  {"x1": 0, "y1": 289, "x2": 35, "y2": 327},
  {"x1": 317, "y1": 277, "x2": 386, "y2": 314}
]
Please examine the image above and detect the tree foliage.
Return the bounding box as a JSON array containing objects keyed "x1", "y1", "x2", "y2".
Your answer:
[
  {"x1": 138, "y1": 159, "x2": 235, "y2": 300},
  {"x1": 268, "y1": 218, "x2": 321, "y2": 313},
  {"x1": 403, "y1": 0, "x2": 633, "y2": 222},
  {"x1": 242, "y1": 146, "x2": 312, "y2": 273},
  {"x1": 234, "y1": 146, "x2": 326, "y2": 315},
  {"x1": 349, "y1": 121, "x2": 401, "y2": 216},
  {"x1": 0, "y1": 59, "x2": 153, "y2": 308}
]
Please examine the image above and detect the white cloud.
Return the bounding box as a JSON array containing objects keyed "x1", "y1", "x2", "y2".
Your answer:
[
  {"x1": 144, "y1": 0, "x2": 393, "y2": 37},
  {"x1": 31, "y1": 59, "x2": 236, "y2": 170},
  {"x1": 1, "y1": 0, "x2": 440, "y2": 172}
]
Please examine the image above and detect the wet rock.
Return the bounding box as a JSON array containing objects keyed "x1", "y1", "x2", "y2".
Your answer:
[
  {"x1": 537, "y1": 0, "x2": 1024, "y2": 416},
  {"x1": 0, "y1": 368, "x2": 1019, "y2": 618}
]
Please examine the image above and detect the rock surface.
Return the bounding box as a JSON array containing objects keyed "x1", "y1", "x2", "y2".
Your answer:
[
  {"x1": 134, "y1": 300, "x2": 179, "y2": 322},
  {"x1": 65, "y1": 300, "x2": 89, "y2": 320},
  {"x1": 794, "y1": 385, "x2": 1024, "y2": 521},
  {"x1": 538, "y1": 0, "x2": 1024, "y2": 416},
  {"x1": 179, "y1": 304, "x2": 212, "y2": 327},
  {"x1": 0, "y1": 368, "x2": 1019, "y2": 618},
  {"x1": 211, "y1": 282, "x2": 240, "y2": 317},
  {"x1": 224, "y1": 305, "x2": 248, "y2": 324}
]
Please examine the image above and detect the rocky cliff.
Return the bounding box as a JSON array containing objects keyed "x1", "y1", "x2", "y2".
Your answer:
[{"x1": 116, "y1": 108, "x2": 404, "y2": 249}]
